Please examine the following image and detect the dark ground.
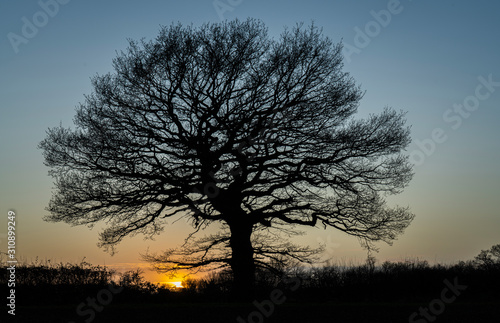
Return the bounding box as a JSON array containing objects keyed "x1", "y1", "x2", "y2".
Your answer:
[
  {"x1": 2, "y1": 261, "x2": 500, "y2": 322},
  {"x1": 6, "y1": 299, "x2": 499, "y2": 323}
]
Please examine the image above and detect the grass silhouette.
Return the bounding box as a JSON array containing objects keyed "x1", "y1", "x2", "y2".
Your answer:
[{"x1": 2, "y1": 254, "x2": 499, "y2": 322}]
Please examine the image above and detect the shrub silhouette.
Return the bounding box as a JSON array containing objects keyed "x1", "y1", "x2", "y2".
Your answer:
[
  {"x1": 474, "y1": 244, "x2": 500, "y2": 268},
  {"x1": 2, "y1": 251, "x2": 499, "y2": 306}
]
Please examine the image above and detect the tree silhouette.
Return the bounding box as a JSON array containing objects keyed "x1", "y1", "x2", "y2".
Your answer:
[
  {"x1": 474, "y1": 244, "x2": 500, "y2": 268},
  {"x1": 39, "y1": 19, "x2": 414, "y2": 296}
]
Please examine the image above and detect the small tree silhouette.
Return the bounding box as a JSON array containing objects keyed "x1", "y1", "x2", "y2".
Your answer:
[{"x1": 474, "y1": 244, "x2": 500, "y2": 268}]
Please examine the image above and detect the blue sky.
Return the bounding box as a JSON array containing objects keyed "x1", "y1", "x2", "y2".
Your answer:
[{"x1": 1, "y1": 0, "x2": 499, "y2": 282}]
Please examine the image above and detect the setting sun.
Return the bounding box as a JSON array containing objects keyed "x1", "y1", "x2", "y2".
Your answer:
[{"x1": 169, "y1": 281, "x2": 183, "y2": 289}]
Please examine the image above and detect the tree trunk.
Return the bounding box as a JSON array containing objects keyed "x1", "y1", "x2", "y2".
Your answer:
[{"x1": 229, "y1": 221, "x2": 255, "y2": 300}]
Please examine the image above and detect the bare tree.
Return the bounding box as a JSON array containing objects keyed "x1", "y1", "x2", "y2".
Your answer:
[
  {"x1": 39, "y1": 19, "x2": 414, "y2": 296},
  {"x1": 474, "y1": 244, "x2": 500, "y2": 268}
]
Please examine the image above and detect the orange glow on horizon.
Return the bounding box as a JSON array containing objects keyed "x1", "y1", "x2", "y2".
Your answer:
[{"x1": 162, "y1": 281, "x2": 183, "y2": 288}]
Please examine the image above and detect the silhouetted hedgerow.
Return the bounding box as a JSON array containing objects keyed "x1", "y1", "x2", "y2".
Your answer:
[{"x1": 2, "y1": 253, "x2": 500, "y2": 306}]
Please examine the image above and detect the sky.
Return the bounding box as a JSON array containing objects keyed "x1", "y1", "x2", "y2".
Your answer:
[{"x1": 1, "y1": 0, "x2": 499, "y2": 284}]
